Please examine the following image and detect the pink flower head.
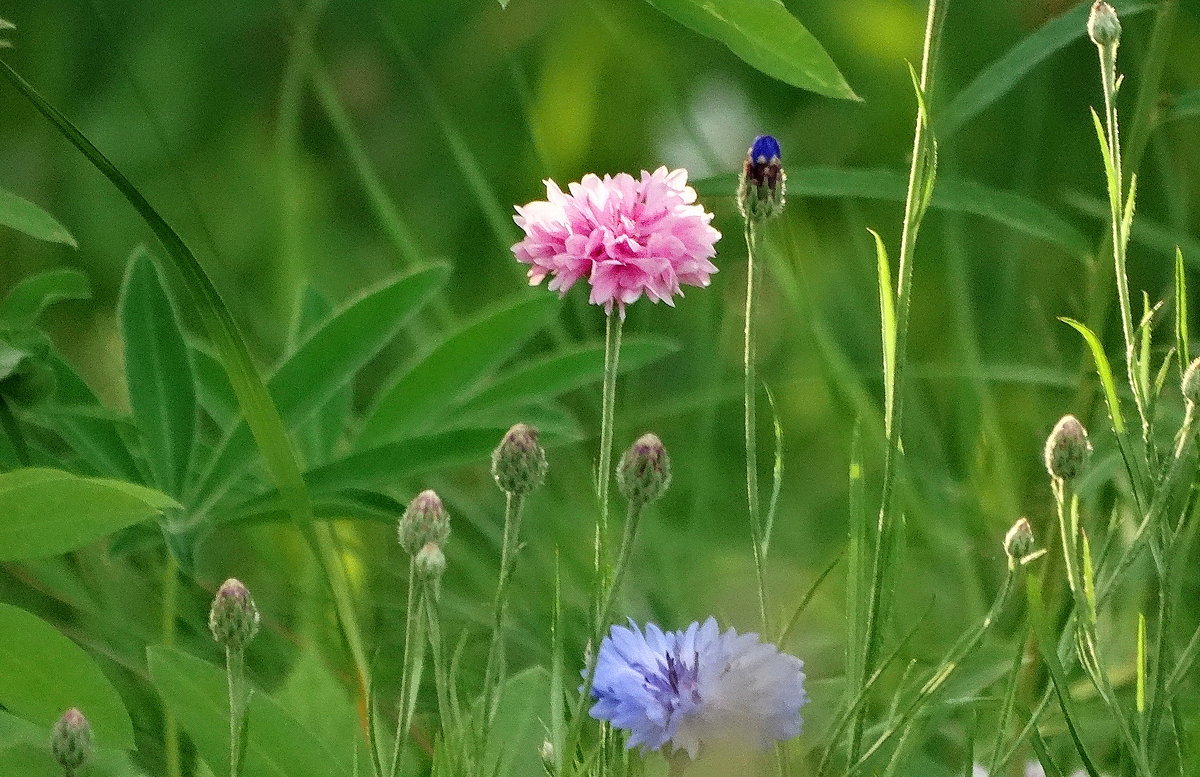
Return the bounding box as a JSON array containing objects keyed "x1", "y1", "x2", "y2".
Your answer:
[{"x1": 512, "y1": 167, "x2": 720, "y2": 316}]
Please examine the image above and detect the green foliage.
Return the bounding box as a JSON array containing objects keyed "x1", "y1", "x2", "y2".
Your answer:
[
  {"x1": 0, "y1": 468, "x2": 174, "y2": 560},
  {"x1": 0, "y1": 603, "x2": 135, "y2": 749},
  {"x1": 0, "y1": 187, "x2": 77, "y2": 247},
  {"x1": 644, "y1": 0, "x2": 856, "y2": 99}
]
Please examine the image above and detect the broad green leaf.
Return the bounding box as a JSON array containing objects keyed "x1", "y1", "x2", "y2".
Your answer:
[
  {"x1": 455, "y1": 336, "x2": 678, "y2": 417},
  {"x1": 120, "y1": 248, "x2": 197, "y2": 497},
  {"x1": 0, "y1": 269, "x2": 91, "y2": 329},
  {"x1": 190, "y1": 342, "x2": 238, "y2": 429},
  {"x1": 644, "y1": 0, "x2": 856, "y2": 100},
  {"x1": 41, "y1": 352, "x2": 142, "y2": 481},
  {"x1": 0, "y1": 187, "x2": 77, "y2": 247},
  {"x1": 695, "y1": 167, "x2": 1090, "y2": 256},
  {"x1": 0, "y1": 467, "x2": 175, "y2": 560},
  {"x1": 275, "y1": 647, "x2": 357, "y2": 759},
  {"x1": 288, "y1": 287, "x2": 351, "y2": 463},
  {"x1": 0, "y1": 603, "x2": 135, "y2": 749},
  {"x1": 192, "y1": 266, "x2": 447, "y2": 502},
  {"x1": 148, "y1": 645, "x2": 352, "y2": 777},
  {"x1": 483, "y1": 667, "x2": 551, "y2": 777},
  {"x1": 355, "y1": 294, "x2": 557, "y2": 449},
  {"x1": 939, "y1": 1, "x2": 1155, "y2": 138}
]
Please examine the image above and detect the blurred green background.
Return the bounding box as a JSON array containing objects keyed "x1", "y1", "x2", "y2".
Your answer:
[{"x1": 2, "y1": 0, "x2": 1200, "y2": 773}]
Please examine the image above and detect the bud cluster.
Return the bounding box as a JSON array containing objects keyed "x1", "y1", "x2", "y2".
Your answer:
[
  {"x1": 208, "y1": 578, "x2": 261, "y2": 651},
  {"x1": 737, "y1": 135, "x2": 786, "y2": 222},
  {"x1": 1044, "y1": 415, "x2": 1091, "y2": 482},
  {"x1": 616, "y1": 433, "x2": 671, "y2": 506},
  {"x1": 51, "y1": 707, "x2": 92, "y2": 774},
  {"x1": 491, "y1": 423, "x2": 548, "y2": 496}
]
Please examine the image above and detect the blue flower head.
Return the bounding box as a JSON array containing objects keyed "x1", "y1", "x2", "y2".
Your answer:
[
  {"x1": 738, "y1": 135, "x2": 786, "y2": 222},
  {"x1": 588, "y1": 617, "x2": 807, "y2": 758}
]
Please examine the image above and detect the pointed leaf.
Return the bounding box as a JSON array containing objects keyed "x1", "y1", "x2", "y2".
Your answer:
[
  {"x1": 119, "y1": 248, "x2": 197, "y2": 496},
  {"x1": 0, "y1": 187, "x2": 76, "y2": 247},
  {"x1": 645, "y1": 0, "x2": 855, "y2": 99},
  {"x1": 355, "y1": 294, "x2": 556, "y2": 449}
]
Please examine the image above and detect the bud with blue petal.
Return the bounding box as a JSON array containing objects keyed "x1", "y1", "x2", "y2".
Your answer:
[{"x1": 738, "y1": 135, "x2": 786, "y2": 222}]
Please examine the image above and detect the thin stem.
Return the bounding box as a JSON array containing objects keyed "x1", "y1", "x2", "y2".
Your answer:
[
  {"x1": 743, "y1": 220, "x2": 771, "y2": 632},
  {"x1": 226, "y1": 646, "x2": 246, "y2": 777},
  {"x1": 850, "y1": 0, "x2": 946, "y2": 764},
  {"x1": 481, "y1": 492, "x2": 526, "y2": 736},
  {"x1": 0, "y1": 396, "x2": 30, "y2": 466},
  {"x1": 423, "y1": 585, "x2": 456, "y2": 759},
  {"x1": 389, "y1": 560, "x2": 418, "y2": 777},
  {"x1": 161, "y1": 555, "x2": 182, "y2": 777},
  {"x1": 594, "y1": 313, "x2": 623, "y2": 627}
]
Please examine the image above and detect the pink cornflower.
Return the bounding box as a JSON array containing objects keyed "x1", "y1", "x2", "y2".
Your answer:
[{"x1": 512, "y1": 167, "x2": 721, "y2": 315}]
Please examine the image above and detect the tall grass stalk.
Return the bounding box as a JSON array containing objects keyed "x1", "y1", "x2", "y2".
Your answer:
[
  {"x1": 742, "y1": 220, "x2": 771, "y2": 631},
  {"x1": 849, "y1": 0, "x2": 946, "y2": 765}
]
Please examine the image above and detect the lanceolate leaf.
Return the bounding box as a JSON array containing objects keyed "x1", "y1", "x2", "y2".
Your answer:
[
  {"x1": 354, "y1": 294, "x2": 557, "y2": 449},
  {"x1": 42, "y1": 353, "x2": 142, "y2": 481},
  {"x1": 0, "y1": 187, "x2": 77, "y2": 247},
  {"x1": 148, "y1": 646, "x2": 352, "y2": 777},
  {"x1": 645, "y1": 0, "x2": 856, "y2": 100},
  {"x1": 0, "y1": 603, "x2": 135, "y2": 749},
  {"x1": 119, "y1": 248, "x2": 197, "y2": 497},
  {"x1": 190, "y1": 266, "x2": 447, "y2": 504}
]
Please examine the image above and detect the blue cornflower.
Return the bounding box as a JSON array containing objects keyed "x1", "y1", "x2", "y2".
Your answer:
[{"x1": 587, "y1": 617, "x2": 807, "y2": 758}]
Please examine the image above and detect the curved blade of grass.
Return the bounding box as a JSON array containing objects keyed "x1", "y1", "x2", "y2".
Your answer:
[
  {"x1": 695, "y1": 168, "x2": 1089, "y2": 257},
  {"x1": 0, "y1": 57, "x2": 375, "y2": 713},
  {"x1": 1062, "y1": 191, "x2": 1200, "y2": 260},
  {"x1": 0, "y1": 187, "x2": 77, "y2": 247},
  {"x1": 1176, "y1": 248, "x2": 1189, "y2": 372},
  {"x1": 939, "y1": 0, "x2": 1154, "y2": 138},
  {"x1": 644, "y1": 0, "x2": 857, "y2": 99},
  {"x1": 0, "y1": 269, "x2": 90, "y2": 329}
]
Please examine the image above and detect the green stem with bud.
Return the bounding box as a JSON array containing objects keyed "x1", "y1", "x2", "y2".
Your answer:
[
  {"x1": 595, "y1": 313, "x2": 623, "y2": 625},
  {"x1": 480, "y1": 492, "x2": 526, "y2": 745},
  {"x1": 389, "y1": 559, "x2": 420, "y2": 777},
  {"x1": 225, "y1": 646, "x2": 248, "y2": 777},
  {"x1": 742, "y1": 220, "x2": 771, "y2": 633}
]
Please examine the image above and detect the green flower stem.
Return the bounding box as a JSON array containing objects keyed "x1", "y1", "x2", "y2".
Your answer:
[
  {"x1": 480, "y1": 492, "x2": 526, "y2": 741},
  {"x1": 389, "y1": 559, "x2": 419, "y2": 777},
  {"x1": 594, "y1": 312, "x2": 624, "y2": 627},
  {"x1": 423, "y1": 583, "x2": 457, "y2": 758},
  {"x1": 0, "y1": 396, "x2": 30, "y2": 466},
  {"x1": 850, "y1": 0, "x2": 946, "y2": 765},
  {"x1": 1096, "y1": 36, "x2": 1150, "y2": 451},
  {"x1": 225, "y1": 646, "x2": 248, "y2": 777},
  {"x1": 161, "y1": 555, "x2": 183, "y2": 777},
  {"x1": 742, "y1": 220, "x2": 771, "y2": 632}
]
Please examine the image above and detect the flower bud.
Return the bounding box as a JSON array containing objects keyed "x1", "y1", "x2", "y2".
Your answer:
[
  {"x1": 398, "y1": 489, "x2": 450, "y2": 556},
  {"x1": 50, "y1": 708, "x2": 92, "y2": 773},
  {"x1": 540, "y1": 739, "x2": 556, "y2": 775},
  {"x1": 616, "y1": 433, "x2": 671, "y2": 506},
  {"x1": 208, "y1": 578, "x2": 261, "y2": 651},
  {"x1": 1044, "y1": 415, "x2": 1091, "y2": 482},
  {"x1": 1087, "y1": 1, "x2": 1121, "y2": 48},
  {"x1": 415, "y1": 541, "x2": 446, "y2": 583},
  {"x1": 491, "y1": 423, "x2": 548, "y2": 495},
  {"x1": 1183, "y1": 357, "x2": 1200, "y2": 406},
  {"x1": 737, "y1": 135, "x2": 786, "y2": 222},
  {"x1": 1004, "y1": 517, "x2": 1036, "y2": 564}
]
